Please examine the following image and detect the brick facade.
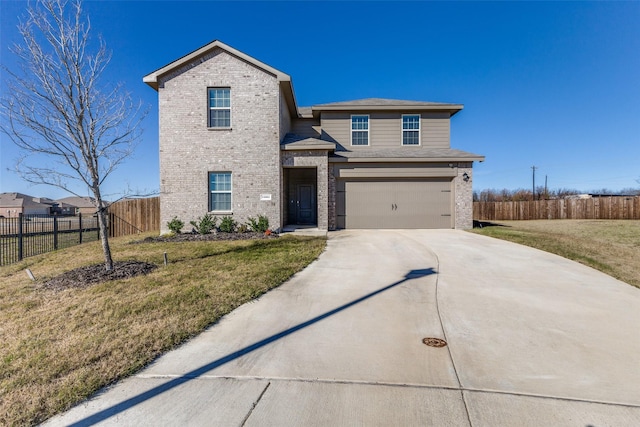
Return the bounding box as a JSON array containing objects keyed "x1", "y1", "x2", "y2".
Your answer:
[{"x1": 158, "y1": 48, "x2": 281, "y2": 233}]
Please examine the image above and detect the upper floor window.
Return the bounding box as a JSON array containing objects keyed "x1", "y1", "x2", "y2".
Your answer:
[
  {"x1": 208, "y1": 88, "x2": 231, "y2": 128},
  {"x1": 402, "y1": 115, "x2": 420, "y2": 145},
  {"x1": 351, "y1": 115, "x2": 369, "y2": 146},
  {"x1": 209, "y1": 172, "x2": 232, "y2": 211}
]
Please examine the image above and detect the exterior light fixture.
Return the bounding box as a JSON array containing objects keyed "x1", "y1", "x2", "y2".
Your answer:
[{"x1": 462, "y1": 172, "x2": 470, "y2": 182}]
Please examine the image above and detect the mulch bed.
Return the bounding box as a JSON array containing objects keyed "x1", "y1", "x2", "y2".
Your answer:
[
  {"x1": 40, "y1": 261, "x2": 157, "y2": 291},
  {"x1": 136, "y1": 231, "x2": 278, "y2": 243}
]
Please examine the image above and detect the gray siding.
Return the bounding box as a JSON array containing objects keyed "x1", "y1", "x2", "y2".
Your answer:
[
  {"x1": 320, "y1": 112, "x2": 350, "y2": 147},
  {"x1": 279, "y1": 87, "x2": 292, "y2": 142},
  {"x1": 333, "y1": 162, "x2": 457, "y2": 179},
  {"x1": 291, "y1": 118, "x2": 321, "y2": 139},
  {"x1": 320, "y1": 111, "x2": 451, "y2": 149},
  {"x1": 158, "y1": 48, "x2": 281, "y2": 234},
  {"x1": 423, "y1": 113, "x2": 450, "y2": 148}
]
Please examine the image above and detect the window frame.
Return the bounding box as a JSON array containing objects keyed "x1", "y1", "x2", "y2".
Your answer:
[
  {"x1": 350, "y1": 114, "x2": 370, "y2": 146},
  {"x1": 208, "y1": 172, "x2": 232, "y2": 213},
  {"x1": 401, "y1": 114, "x2": 421, "y2": 146},
  {"x1": 207, "y1": 87, "x2": 231, "y2": 129}
]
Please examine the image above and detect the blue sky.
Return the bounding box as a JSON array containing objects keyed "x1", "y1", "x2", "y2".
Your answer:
[{"x1": 1, "y1": 0, "x2": 639, "y2": 200}]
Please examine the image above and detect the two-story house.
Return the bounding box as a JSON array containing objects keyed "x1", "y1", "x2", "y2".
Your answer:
[{"x1": 143, "y1": 40, "x2": 484, "y2": 234}]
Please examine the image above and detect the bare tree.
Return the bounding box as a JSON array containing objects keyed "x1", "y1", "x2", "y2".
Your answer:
[{"x1": 0, "y1": 0, "x2": 146, "y2": 271}]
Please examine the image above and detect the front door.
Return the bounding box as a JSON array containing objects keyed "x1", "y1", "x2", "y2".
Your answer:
[{"x1": 296, "y1": 184, "x2": 316, "y2": 225}]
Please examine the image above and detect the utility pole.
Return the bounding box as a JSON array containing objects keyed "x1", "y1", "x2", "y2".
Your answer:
[
  {"x1": 544, "y1": 175, "x2": 548, "y2": 200},
  {"x1": 531, "y1": 166, "x2": 537, "y2": 200}
]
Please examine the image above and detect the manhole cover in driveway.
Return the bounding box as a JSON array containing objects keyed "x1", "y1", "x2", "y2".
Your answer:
[{"x1": 422, "y1": 337, "x2": 447, "y2": 347}]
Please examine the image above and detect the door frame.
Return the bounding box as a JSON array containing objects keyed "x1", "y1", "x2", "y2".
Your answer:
[{"x1": 285, "y1": 167, "x2": 318, "y2": 226}]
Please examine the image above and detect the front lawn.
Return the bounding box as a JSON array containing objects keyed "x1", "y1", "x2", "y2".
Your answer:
[
  {"x1": 470, "y1": 219, "x2": 640, "y2": 288},
  {"x1": 0, "y1": 233, "x2": 326, "y2": 426}
]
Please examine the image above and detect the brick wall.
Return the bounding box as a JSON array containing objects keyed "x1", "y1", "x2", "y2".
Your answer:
[
  {"x1": 454, "y1": 162, "x2": 473, "y2": 229},
  {"x1": 158, "y1": 48, "x2": 281, "y2": 233},
  {"x1": 281, "y1": 150, "x2": 329, "y2": 230},
  {"x1": 328, "y1": 163, "x2": 336, "y2": 230}
]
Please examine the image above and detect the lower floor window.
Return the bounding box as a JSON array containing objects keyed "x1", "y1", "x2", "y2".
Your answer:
[{"x1": 209, "y1": 172, "x2": 232, "y2": 211}]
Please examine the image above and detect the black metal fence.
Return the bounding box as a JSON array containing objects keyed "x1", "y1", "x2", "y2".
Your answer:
[{"x1": 0, "y1": 213, "x2": 100, "y2": 267}]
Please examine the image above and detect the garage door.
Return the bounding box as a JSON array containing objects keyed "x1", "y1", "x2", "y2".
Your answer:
[{"x1": 340, "y1": 179, "x2": 452, "y2": 229}]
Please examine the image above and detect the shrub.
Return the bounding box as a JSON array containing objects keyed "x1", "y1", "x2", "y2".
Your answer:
[
  {"x1": 237, "y1": 223, "x2": 249, "y2": 233},
  {"x1": 189, "y1": 214, "x2": 217, "y2": 234},
  {"x1": 167, "y1": 216, "x2": 184, "y2": 234},
  {"x1": 218, "y1": 216, "x2": 237, "y2": 233},
  {"x1": 247, "y1": 215, "x2": 269, "y2": 233}
]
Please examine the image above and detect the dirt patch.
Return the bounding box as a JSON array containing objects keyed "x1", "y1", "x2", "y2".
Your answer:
[
  {"x1": 136, "y1": 231, "x2": 278, "y2": 243},
  {"x1": 41, "y1": 261, "x2": 157, "y2": 291}
]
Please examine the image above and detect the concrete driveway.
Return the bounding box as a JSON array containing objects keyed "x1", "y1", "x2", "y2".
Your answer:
[{"x1": 44, "y1": 230, "x2": 640, "y2": 426}]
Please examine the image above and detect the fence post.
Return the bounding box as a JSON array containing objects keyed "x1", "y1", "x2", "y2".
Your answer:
[
  {"x1": 78, "y1": 213, "x2": 83, "y2": 244},
  {"x1": 53, "y1": 215, "x2": 58, "y2": 250},
  {"x1": 18, "y1": 213, "x2": 24, "y2": 261}
]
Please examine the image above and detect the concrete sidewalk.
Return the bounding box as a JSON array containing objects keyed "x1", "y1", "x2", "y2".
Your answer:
[{"x1": 44, "y1": 230, "x2": 640, "y2": 426}]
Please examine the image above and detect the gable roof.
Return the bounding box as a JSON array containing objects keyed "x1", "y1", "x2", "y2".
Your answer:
[
  {"x1": 315, "y1": 98, "x2": 461, "y2": 108},
  {"x1": 0, "y1": 192, "x2": 56, "y2": 209},
  {"x1": 311, "y1": 98, "x2": 463, "y2": 116},
  {"x1": 281, "y1": 133, "x2": 336, "y2": 151},
  {"x1": 56, "y1": 196, "x2": 99, "y2": 208},
  {"x1": 143, "y1": 40, "x2": 299, "y2": 117}
]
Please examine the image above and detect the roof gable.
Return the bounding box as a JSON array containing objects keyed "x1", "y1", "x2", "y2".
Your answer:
[
  {"x1": 281, "y1": 133, "x2": 336, "y2": 151},
  {"x1": 143, "y1": 39, "x2": 299, "y2": 120},
  {"x1": 143, "y1": 40, "x2": 291, "y2": 90}
]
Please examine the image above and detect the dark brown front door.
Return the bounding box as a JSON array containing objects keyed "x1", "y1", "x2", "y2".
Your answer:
[{"x1": 296, "y1": 184, "x2": 316, "y2": 225}]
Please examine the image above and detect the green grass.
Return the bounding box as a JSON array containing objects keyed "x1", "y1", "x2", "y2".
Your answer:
[
  {"x1": 0, "y1": 233, "x2": 326, "y2": 426},
  {"x1": 471, "y1": 220, "x2": 640, "y2": 288}
]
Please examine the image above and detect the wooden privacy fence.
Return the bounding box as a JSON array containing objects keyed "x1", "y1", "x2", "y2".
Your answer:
[
  {"x1": 108, "y1": 197, "x2": 160, "y2": 237},
  {"x1": 474, "y1": 196, "x2": 640, "y2": 221}
]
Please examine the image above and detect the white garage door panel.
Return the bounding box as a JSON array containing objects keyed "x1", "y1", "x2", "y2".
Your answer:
[{"x1": 344, "y1": 180, "x2": 452, "y2": 229}]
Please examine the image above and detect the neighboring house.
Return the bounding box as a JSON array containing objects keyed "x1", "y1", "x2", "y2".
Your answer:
[
  {"x1": 56, "y1": 196, "x2": 104, "y2": 215},
  {"x1": 144, "y1": 40, "x2": 484, "y2": 234},
  {"x1": 0, "y1": 193, "x2": 56, "y2": 217},
  {"x1": 50, "y1": 201, "x2": 77, "y2": 216}
]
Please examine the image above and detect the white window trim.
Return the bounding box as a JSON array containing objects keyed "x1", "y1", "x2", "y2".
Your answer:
[
  {"x1": 350, "y1": 114, "x2": 370, "y2": 146},
  {"x1": 401, "y1": 114, "x2": 421, "y2": 146},
  {"x1": 208, "y1": 87, "x2": 232, "y2": 129},
  {"x1": 208, "y1": 172, "x2": 233, "y2": 213}
]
